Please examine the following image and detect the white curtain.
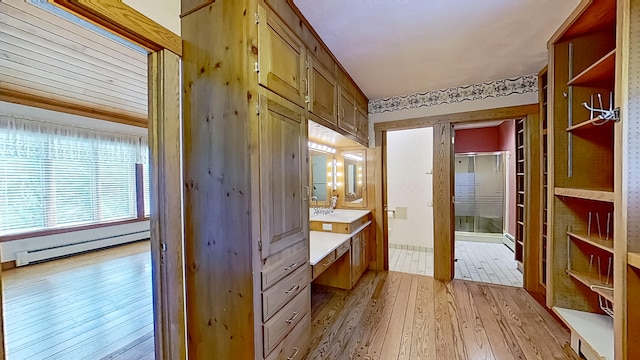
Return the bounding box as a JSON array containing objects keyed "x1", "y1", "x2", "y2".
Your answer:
[{"x1": 0, "y1": 114, "x2": 148, "y2": 236}]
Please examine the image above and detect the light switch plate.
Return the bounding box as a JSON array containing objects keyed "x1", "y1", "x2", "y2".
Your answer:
[{"x1": 322, "y1": 223, "x2": 333, "y2": 231}]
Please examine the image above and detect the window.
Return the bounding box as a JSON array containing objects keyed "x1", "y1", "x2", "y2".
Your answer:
[{"x1": 0, "y1": 115, "x2": 149, "y2": 236}]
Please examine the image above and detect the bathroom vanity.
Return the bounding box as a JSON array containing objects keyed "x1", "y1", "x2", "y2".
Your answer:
[{"x1": 309, "y1": 209, "x2": 372, "y2": 289}]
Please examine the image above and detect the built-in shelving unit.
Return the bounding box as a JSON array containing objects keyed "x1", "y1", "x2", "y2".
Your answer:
[
  {"x1": 628, "y1": 252, "x2": 640, "y2": 270},
  {"x1": 565, "y1": 117, "x2": 615, "y2": 132},
  {"x1": 515, "y1": 119, "x2": 525, "y2": 267},
  {"x1": 547, "y1": 0, "x2": 618, "y2": 358},
  {"x1": 539, "y1": 66, "x2": 548, "y2": 290},
  {"x1": 567, "y1": 49, "x2": 616, "y2": 87}
]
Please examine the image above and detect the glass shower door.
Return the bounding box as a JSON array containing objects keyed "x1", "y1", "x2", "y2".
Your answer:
[{"x1": 454, "y1": 153, "x2": 505, "y2": 234}]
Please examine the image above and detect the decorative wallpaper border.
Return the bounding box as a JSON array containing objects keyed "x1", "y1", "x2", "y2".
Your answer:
[{"x1": 368, "y1": 74, "x2": 538, "y2": 114}]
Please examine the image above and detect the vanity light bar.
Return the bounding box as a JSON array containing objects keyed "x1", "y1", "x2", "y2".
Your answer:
[
  {"x1": 343, "y1": 153, "x2": 363, "y2": 161},
  {"x1": 308, "y1": 141, "x2": 336, "y2": 154}
]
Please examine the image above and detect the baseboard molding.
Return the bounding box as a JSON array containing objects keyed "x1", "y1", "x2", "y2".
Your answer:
[
  {"x1": 455, "y1": 231, "x2": 504, "y2": 244},
  {"x1": 2, "y1": 260, "x2": 16, "y2": 270},
  {"x1": 389, "y1": 243, "x2": 434, "y2": 253}
]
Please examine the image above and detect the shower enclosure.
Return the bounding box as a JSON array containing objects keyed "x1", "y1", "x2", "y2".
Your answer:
[{"x1": 454, "y1": 152, "x2": 507, "y2": 234}]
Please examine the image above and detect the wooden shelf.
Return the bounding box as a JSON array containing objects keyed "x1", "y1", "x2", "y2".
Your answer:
[
  {"x1": 554, "y1": 187, "x2": 615, "y2": 202},
  {"x1": 565, "y1": 117, "x2": 614, "y2": 132},
  {"x1": 553, "y1": 307, "x2": 614, "y2": 360},
  {"x1": 566, "y1": 270, "x2": 614, "y2": 302},
  {"x1": 567, "y1": 231, "x2": 613, "y2": 253},
  {"x1": 567, "y1": 49, "x2": 616, "y2": 87},
  {"x1": 628, "y1": 252, "x2": 640, "y2": 270}
]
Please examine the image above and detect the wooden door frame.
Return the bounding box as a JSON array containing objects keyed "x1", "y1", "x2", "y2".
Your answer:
[
  {"x1": 38, "y1": 2, "x2": 186, "y2": 359},
  {"x1": 374, "y1": 104, "x2": 540, "y2": 283}
]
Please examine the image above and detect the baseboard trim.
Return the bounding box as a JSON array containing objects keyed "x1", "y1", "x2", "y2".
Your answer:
[
  {"x1": 2, "y1": 260, "x2": 17, "y2": 270},
  {"x1": 389, "y1": 243, "x2": 433, "y2": 253}
]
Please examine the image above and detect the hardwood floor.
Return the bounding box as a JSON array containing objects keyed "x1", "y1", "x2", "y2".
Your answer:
[
  {"x1": 2, "y1": 241, "x2": 154, "y2": 360},
  {"x1": 308, "y1": 271, "x2": 577, "y2": 360}
]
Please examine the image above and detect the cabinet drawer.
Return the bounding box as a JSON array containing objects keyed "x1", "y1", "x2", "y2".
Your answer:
[
  {"x1": 262, "y1": 246, "x2": 307, "y2": 290},
  {"x1": 263, "y1": 287, "x2": 309, "y2": 355},
  {"x1": 348, "y1": 215, "x2": 370, "y2": 233},
  {"x1": 263, "y1": 265, "x2": 309, "y2": 321},
  {"x1": 335, "y1": 241, "x2": 350, "y2": 258},
  {"x1": 265, "y1": 313, "x2": 310, "y2": 360},
  {"x1": 312, "y1": 251, "x2": 336, "y2": 279}
]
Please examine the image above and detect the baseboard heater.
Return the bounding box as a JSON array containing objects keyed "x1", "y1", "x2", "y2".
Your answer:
[
  {"x1": 15, "y1": 230, "x2": 150, "y2": 267},
  {"x1": 504, "y1": 233, "x2": 516, "y2": 252}
]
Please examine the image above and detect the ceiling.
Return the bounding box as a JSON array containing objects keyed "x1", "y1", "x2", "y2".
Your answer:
[{"x1": 294, "y1": 0, "x2": 580, "y2": 100}]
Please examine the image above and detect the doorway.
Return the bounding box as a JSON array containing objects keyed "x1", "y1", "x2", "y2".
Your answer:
[
  {"x1": 452, "y1": 120, "x2": 522, "y2": 287},
  {"x1": 385, "y1": 128, "x2": 435, "y2": 276}
]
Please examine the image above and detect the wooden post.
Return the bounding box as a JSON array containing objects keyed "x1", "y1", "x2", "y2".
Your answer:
[
  {"x1": 433, "y1": 123, "x2": 454, "y2": 281},
  {"x1": 524, "y1": 113, "x2": 543, "y2": 295},
  {"x1": 148, "y1": 49, "x2": 186, "y2": 360},
  {"x1": 374, "y1": 129, "x2": 387, "y2": 270}
]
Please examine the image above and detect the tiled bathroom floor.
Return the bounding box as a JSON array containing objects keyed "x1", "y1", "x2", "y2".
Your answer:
[
  {"x1": 454, "y1": 241, "x2": 523, "y2": 287},
  {"x1": 388, "y1": 241, "x2": 523, "y2": 287},
  {"x1": 388, "y1": 247, "x2": 434, "y2": 276}
]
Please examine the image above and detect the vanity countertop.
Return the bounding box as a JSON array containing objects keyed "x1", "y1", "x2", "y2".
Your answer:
[
  {"x1": 309, "y1": 220, "x2": 372, "y2": 265},
  {"x1": 310, "y1": 209, "x2": 371, "y2": 224}
]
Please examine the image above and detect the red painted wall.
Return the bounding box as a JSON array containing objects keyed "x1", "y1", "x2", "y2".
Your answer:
[
  {"x1": 454, "y1": 121, "x2": 517, "y2": 237},
  {"x1": 454, "y1": 127, "x2": 499, "y2": 153}
]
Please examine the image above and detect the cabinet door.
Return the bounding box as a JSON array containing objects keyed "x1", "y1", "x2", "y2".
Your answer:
[
  {"x1": 259, "y1": 93, "x2": 309, "y2": 259},
  {"x1": 351, "y1": 233, "x2": 363, "y2": 284},
  {"x1": 356, "y1": 106, "x2": 368, "y2": 143},
  {"x1": 308, "y1": 56, "x2": 337, "y2": 125},
  {"x1": 338, "y1": 86, "x2": 357, "y2": 136},
  {"x1": 258, "y1": 6, "x2": 307, "y2": 108}
]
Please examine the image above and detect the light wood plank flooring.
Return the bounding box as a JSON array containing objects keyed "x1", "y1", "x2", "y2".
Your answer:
[
  {"x1": 308, "y1": 271, "x2": 576, "y2": 360},
  {"x1": 2, "y1": 241, "x2": 154, "y2": 360}
]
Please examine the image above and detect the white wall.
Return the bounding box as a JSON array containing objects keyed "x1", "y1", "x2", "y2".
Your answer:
[
  {"x1": 386, "y1": 128, "x2": 434, "y2": 250},
  {"x1": 124, "y1": 0, "x2": 181, "y2": 36}
]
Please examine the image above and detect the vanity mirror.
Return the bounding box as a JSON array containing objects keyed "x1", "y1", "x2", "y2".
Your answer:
[
  {"x1": 310, "y1": 150, "x2": 331, "y2": 203},
  {"x1": 342, "y1": 150, "x2": 366, "y2": 207}
]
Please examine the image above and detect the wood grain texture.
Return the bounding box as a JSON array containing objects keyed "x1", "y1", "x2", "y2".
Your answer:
[
  {"x1": 374, "y1": 130, "x2": 387, "y2": 271},
  {"x1": 308, "y1": 271, "x2": 574, "y2": 360},
  {"x1": 2, "y1": 242, "x2": 153, "y2": 360},
  {"x1": 181, "y1": 1, "x2": 255, "y2": 358},
  {"x1": 524, "y1": 113, "x2": 544, "y2": 296},
  {"x1": 0, "y1": 0, "x2": 147, "y2": 126},
  {"x1": 148, "y1": 49, "x2": 186, "y2": 360},
  {"x1": 52, "y1": 0, "x2": 182, "y2": 56},
  {"x1": 373, "y1": 104, "x2": 539, "y2": 132},
  {"x1": 433, "y1": 123, "x2": 454, "y2": 281}
]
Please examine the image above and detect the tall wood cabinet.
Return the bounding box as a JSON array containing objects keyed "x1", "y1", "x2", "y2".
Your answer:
[{"x1": 180, "y1": 0, "x2": 368, "y2": 359}]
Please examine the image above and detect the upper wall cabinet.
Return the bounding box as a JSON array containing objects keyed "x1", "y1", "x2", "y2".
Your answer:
[
  {"x1": 338, "y1": 85, "x2": 357, "y2": 136},
  {"x1": 308, "y1": 55, "x2": 337, "y2": 126},
  {"x1": 356, "y1": 105, "x2": 368, "y2": 143},
  {"x1": 258, "y1": 5, "x2": 308, "y2": 108}
]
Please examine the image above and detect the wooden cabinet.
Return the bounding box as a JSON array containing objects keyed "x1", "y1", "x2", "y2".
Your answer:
[
  {"x1": 258, "y1": 5, "x2": 307, "y2": 108},
  {"x1": 182, "y1": 1, "x2": 367, "y2": 358},
  {"x1": 307, "y1": 55, "x2": 337, "y2": 126},
  {"x1": 338, "y1": 85, "x2": 357, "y2": 136},
  {"x1": 356, "y1": 105, "x2": 368, "y2": 144},
  {"x1": 350, "y1": 230, "x2": 366, "y2": 286},
  {"x1": 258, "y1": 91, "x2": 309, "y2": 258}
]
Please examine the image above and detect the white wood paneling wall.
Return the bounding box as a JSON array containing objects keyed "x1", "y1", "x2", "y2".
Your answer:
[{"x1": 0, "y1": 0, "x2": 148, "y2": 122}]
